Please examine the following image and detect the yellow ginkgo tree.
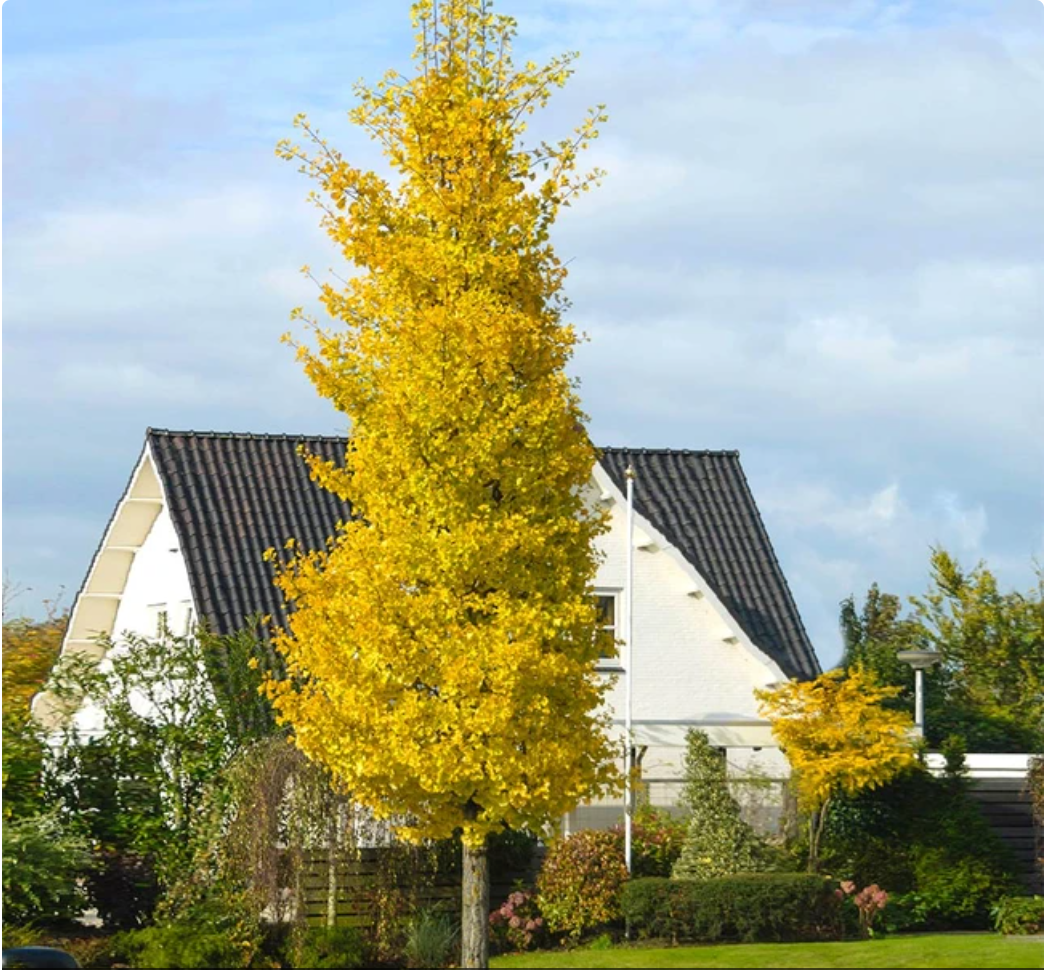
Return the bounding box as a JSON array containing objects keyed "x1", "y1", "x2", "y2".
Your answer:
[
  {"x1": 266, "y1": 1, "x2": 618, "y2": 965},
  {"x1": 756, "y1": 667, "x2": 919, "y2": 871}
]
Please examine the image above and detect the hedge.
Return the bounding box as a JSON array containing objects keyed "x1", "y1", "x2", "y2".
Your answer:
[{"x1": 621, "y1": 873, "x2": 845, "y2": 943}]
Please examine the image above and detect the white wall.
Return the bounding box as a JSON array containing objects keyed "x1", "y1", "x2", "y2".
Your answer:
[
  {"x1": 110, "y1": 506, "x2": 195, "y2": 641},
  {"x1": 69, "y1": 505, "x2": 196, "y2": 738},
  {"x1": 566, "y1": 476, "x2": 792, "y2": 831},
  {"x1": 589, "y1": 481, "x2": 784, "y2": 745}
]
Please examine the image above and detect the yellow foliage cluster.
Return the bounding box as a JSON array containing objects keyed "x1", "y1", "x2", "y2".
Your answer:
[
  {"x1": 2, "y1": 612, "x2": 66, "y2": 720},
  {"x1": 267, "y1": 0, "x2": 617, "y2": 846},
  {"x1": 756, "y1": 667, "x2": 919, "y2": 815}
]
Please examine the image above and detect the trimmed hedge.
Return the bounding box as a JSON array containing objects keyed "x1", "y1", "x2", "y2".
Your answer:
[{"x1": 621, "y1": 873, "x2": 845, "y2": 943}]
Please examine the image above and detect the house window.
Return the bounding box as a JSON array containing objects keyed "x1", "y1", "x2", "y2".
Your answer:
[
  {"x1": 179, "y1": 601, "x2": 196, "y2": 637},
  {"x1": 145, "y1": 603, "x2": 169, "y2": 638},
  {"x1": 595, "y1": 592, "x2": 621, "y2": 667}
]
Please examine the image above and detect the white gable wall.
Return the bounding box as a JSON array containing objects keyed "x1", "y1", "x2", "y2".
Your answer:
[
  {"x1": 40, "y1": 447, "x2": 199, "y2": 735},
  {"x1": 589, "y1": 471, "x2": 786, "y2": 737},
  {"x1": 572, "y1": 472, "x2": 792, "y2": 831},
  {"x1": 110, "y1": 505, "x2": 195, "y2": 643},
  {"x1": 595, "y1": 493, "x2": 780, "y2": 729}
]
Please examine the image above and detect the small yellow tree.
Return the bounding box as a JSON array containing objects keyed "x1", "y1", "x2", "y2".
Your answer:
[
  {"x1": 267, "y1": 1, "x2": 618, "y2": 965},
  {"x1": 756, "y1": 667, "x2": 918, "y2": 871},
  {"x1": 2, "y1": 597, "x2": 67, "y2": 820}
]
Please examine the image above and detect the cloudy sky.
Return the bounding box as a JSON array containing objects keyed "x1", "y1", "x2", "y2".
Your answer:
[{"x1": 4, "y1": 0, "x2": 1042, "y2": 667}]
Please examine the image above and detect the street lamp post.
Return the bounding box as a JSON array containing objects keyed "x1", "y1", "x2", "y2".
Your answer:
[{"x1": 896, "y1": 649, "x2": 942, "y2": 736}]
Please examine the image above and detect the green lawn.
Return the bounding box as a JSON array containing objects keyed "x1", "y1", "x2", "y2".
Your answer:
[{"x1": 491, "y1": 934, "x2": 1044, "y2": 969}]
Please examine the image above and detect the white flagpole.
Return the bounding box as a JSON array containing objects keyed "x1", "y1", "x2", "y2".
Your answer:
[{"x1": 624, "y1": 464, "x2": 636, "y2": 874}]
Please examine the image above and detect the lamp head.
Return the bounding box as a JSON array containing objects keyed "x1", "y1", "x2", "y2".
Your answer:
[{"x1": 896, "y1": 649, "x2": 942, "y2": 671}]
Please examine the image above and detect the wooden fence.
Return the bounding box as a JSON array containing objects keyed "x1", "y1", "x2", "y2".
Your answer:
[{"x1": 297, "y1": 845, "x2": 541, "y2": 926}]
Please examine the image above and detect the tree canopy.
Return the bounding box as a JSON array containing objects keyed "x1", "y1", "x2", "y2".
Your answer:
[
  {"x1": 841, "y1": 549, "x2": 1044, "y2": 751},
  {"x1": 268, "y1": 0, "x2": 616, "y2": 850},
  {"x1": 268, "y1": 3, "x2": 617, "y2": 963}
]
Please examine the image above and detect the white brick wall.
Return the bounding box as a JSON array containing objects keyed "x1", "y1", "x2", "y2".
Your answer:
[{"x1": 590, "y1": 479, "x2": 785, "y2": 746}]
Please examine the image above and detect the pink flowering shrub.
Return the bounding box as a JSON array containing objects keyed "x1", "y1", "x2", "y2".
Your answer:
[
  {"x1": 836, "y1": 880, "x2": 889, "y2": 938},
  {"x1": 489, "y1": 888, "x2": 546, "y2": 953}
]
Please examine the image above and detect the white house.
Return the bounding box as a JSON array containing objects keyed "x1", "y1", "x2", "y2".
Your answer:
[{"x1": 44, "y1": 429, "x2": 820, "y2": 829}]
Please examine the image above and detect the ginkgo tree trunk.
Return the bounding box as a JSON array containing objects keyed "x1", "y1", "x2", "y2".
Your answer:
[{"x1": 267, "y1": 2, "x2": 618, "y2": 966}]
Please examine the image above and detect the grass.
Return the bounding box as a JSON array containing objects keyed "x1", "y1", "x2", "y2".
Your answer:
[{"x1": 491, "y1": 933, "x2": 1044, "y2": 968}]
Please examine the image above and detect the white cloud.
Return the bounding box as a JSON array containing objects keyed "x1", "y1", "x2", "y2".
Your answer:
[
  {"x1": 934, "y1": 491, "x2": 989, "y2": 552},
  {"x1": 55, "y1": 363, "x2": 210, "y2": 404},
  {"x1": 756, "y1": 477, "x2": 998, "y2": 664},
  {"x1": 760, "y1": 478, "x2": 988, "y2": 550}
]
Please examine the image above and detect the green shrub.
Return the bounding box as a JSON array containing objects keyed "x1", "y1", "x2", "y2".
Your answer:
[
  {"x1": 672, "y1": 730, "x2": 772, "y2": 880},
  {"x1": 617, "y1": 878, "x2": 680, "y2": 940},
  {"x1": 992, "y1": 895, "x2": 1044, "y2": 935},
  {"x1": 0, "y1": 927, "x2": 39, "y2": 950},
  {"x1": 404, "y1": 908, "x2": 458, "y2": 969},
  {"x1": 537, "y1": 829, "x2": 628, "y2": 939},
  {"x1": 64, "y1": 936, "x2": 121, "y2": 970},
  {"x1": 113, "y1": 892, "x2": 267, "y2": 969},
  {"x1": 114, "y1": 925, "x2": 252, "y2": 969},
  {"x1": 290, "y1": 924, "x2": 368, "y2": 969},
  {"x1": 621, "y1": 873, "x2": 844, "y2": 944},
  {"x1": 1, "y1": 811, "x2": 91, "y2": 926},
  {"x1": 585, "y1": 931, "x2": 616, "y2": 950},
  {"x1": 824, "y1": 768, "x2": 1018, "y2": 929},
  {"x1": 897, "y1": 848, "x2": 1015, "y2": 929}
]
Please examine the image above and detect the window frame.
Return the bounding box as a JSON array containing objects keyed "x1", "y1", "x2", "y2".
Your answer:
[{"x1": 594, "y1": 589, "x2": 624, "y2": 671}]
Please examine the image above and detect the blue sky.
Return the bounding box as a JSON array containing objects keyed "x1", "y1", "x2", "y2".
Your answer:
[{"x1": 4, "y1": 0, "x2": 1043, "y2": 666}]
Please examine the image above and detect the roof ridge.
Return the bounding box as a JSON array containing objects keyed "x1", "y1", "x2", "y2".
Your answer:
[
  {"x1": 599, "y1": 446, "x2": 741, "y2": 457},
  {"x1": 147, "y1": 432, "x2": 739, "y2": 456},
  {"x1": 147, "y1": 428, "x2": 350, "y2": 443}
]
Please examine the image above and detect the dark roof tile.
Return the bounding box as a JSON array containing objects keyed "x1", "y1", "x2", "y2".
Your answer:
[{"x1": 146, "y1": 431, "x2": 819, "y2": 680}]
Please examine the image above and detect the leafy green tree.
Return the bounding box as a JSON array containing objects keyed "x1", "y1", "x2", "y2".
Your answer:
[
  {"x1": 912, "y1": 550, "x2": 1043, "y2": 749},
  {"x1": 840, "y1": 584, "x2": 918, "y2": 690},
  {"x1": 672, "y1": 730, "x2": 769, "y2": 881},
  {"x1": 198, "y1": 616, "x2": 283, "y2": 746},
  {"x1": 841, "y1": 549, "x2": 1044, "y2": 751},
  {"x1": 46, "y1": 626, "x2": 237, "y2": 925}
]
